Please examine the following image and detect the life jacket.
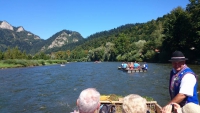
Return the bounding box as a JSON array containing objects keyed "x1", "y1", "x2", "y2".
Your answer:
[{"x1": 169, "y1": 65, "x2": 199, "y2": 106}]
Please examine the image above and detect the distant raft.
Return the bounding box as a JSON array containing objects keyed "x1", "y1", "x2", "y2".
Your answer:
[
  {"x1": 118, "y1": 67, "x2": 147, "y2": 73},
  {"x1": 60, "y1": 64, "x2": 65, "y2": 66}
]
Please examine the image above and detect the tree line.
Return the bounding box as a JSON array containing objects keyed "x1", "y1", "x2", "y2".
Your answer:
[{"x1": 1, "y1": 0, "x2": 200, "y2": 64}]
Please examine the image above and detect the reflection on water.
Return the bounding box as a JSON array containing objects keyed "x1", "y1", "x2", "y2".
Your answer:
[{"x1": 0, "y1": 62, "x2": 199, "y2": 113}]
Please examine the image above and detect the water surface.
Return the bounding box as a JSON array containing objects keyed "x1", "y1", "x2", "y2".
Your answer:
[{"x1": 0, "y1": 62, "x2": 199, "y2": 113}]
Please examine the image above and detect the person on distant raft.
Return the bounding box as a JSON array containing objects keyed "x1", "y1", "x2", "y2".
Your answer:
[
  {"x1": 122, "y1": 62, "x2": 128, "y2": 69},
  {"x1": 121, "y1": 62, "x2": 124, "y2": 68},
  {"x1": 133, "y1": 61, "x2": 137, "y2": 69},
  {"x1": 162, "y1": 51, "x2": 199, "y2": 112},
  {"x1": 142, "y1": 62, "x2": 148, "y2": 71},
  {"x1": 133, "y1": 61, "x2": 140, "y2": 69},
  {"x1": 129, "y1": 62, "x2": 134, "y2": 70}
]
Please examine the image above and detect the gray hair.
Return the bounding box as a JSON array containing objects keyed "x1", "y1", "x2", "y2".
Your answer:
[
  {"x1": 123, "y1": 94, "x2": 147, "y2": 113},
  {"x1": 77, "y1": 88, "x2": 100, "y2": 113}
]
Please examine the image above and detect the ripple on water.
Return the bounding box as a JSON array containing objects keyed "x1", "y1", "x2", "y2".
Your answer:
[{"x1": 0, "y1": 63, "x2": 199, "y2": 112}]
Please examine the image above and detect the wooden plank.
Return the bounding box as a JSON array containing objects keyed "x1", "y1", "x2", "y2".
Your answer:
[
  {"x1": 100, "y1": 100, "x2": 162, "y2": 113},
  {"x1": 127, "y1": 70, "x2": 131, "y2": 73},
  {"x1": 119, "y1": 68, "x2": 147, "y2": 73},
  {"x1": 155, "y1": 103, "x2": 162, "y2": 113}
]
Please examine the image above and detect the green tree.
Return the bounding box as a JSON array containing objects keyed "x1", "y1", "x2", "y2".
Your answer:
[
  {"x1": 0, "y1": 51, "x2": 3, "y2": 60},
  {"x1": 186, "y1": 0, "x2": 200, "y2": 60},
  {"x1": 162, "y1": 7, "x2": 191, "y2": 57},
  {"x1": 4, "y1": 47, "x2": 12, "y2": 59},
  {"x1": 114, "y1": 34, "x2": 130, "y2": 55}
]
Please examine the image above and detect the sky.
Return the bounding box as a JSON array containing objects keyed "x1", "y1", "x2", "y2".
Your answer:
[{"x1": 0, "y1": 0, "x2": 190, "y2": 40}]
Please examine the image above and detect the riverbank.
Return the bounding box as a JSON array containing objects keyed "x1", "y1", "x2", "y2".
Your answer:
[{"x1": 0, "y1": 59, "x2": 68, "y2": 69}]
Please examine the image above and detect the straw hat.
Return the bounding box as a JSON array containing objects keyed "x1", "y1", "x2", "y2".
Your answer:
[
  {"x1": 182, "y1": 103, "x2": 200, "y2": 113},
  {"x1": 169, "y1": 51, "x2": 188, "y2": 62}
]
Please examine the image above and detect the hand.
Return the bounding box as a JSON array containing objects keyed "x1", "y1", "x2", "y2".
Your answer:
[
  {"x1": 172, "y1": 103, "x2": 181, "y2": 113},
  {"x1": 172, "y1": 103, "x2": 181, "y2": 110},
  {"x1": 162, "y1": 104, "x2": 172, "y2": 113}
]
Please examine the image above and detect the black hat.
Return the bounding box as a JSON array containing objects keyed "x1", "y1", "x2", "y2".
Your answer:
[{"x1": 169, "y1": 51, "x2": 188, "y2": 61}]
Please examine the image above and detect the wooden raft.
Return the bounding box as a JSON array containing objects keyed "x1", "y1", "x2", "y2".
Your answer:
[
  {"x1": 99, "y1": 96, "x2": 161, "y2": 113},
  {"x1": 118, "y1": 67, "x2": 147, "y2": 73}
]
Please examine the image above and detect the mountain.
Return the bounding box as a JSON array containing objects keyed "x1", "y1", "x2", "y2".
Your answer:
[
  {"x1": 0, "y1": 21, "x2": 43, "y2": 53},
  {"x1": 31, "y1": 30, "x2": 84, "y2": 54},
  {"x1": 0, "y1": 21, "x2": 84, "y2": 54}
]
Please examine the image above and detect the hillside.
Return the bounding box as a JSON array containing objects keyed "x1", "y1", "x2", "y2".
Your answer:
[
  {"x1": 0, "y1": 21, "x2": 43, "y2": 53},
  {"x1": 0, "y1": 21, "x2": 84, "y2": 54}
]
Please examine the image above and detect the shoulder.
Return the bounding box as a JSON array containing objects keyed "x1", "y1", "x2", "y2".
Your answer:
[{"x1": 182, "y1": 73, "x2": 196, "y2": 82}]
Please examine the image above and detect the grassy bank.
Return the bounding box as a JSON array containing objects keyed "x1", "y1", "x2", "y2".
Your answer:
[{"x1": 0, "y1": 59, "x2": 68, "y2": 69}]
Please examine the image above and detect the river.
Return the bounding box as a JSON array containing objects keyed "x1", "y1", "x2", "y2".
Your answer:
[{"x1": 0, "y1": 62, "x2": 199, "y2": 113}]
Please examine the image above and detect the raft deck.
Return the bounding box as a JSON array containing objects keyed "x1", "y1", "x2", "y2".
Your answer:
[
  {"x1": 100, "y1": 99, "x2": 161, "y2": 113},
  {"x1": 118, "y1": 67, "x2": 147, "y2": 73}
]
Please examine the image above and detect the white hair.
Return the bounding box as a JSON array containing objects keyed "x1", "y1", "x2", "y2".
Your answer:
[
  {"x1": 123, "y1": 94, "x2": 147, "y2": 113},
  {"x1": 77, "y1": 88, "x2": 100, "y2": 113}
]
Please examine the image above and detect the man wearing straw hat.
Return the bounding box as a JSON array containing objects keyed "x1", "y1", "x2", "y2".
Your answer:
[{"x1": 164, "y1": 51, "x2": 199, "y2": 109}]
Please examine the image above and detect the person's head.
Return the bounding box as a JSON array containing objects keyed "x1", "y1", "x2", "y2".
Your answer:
[
  {"x1": 169, "y1": 51, "x2": 188, "y2": 72},
  {"x1": 182, "y1": 103, "x2": 200, "y2": 113},
  {"x1": 77, "y1": 88, "x2": 100, "y2": 113},
  {"x1": 122, "y1": 94, "x2": 147, "y2": 113}
]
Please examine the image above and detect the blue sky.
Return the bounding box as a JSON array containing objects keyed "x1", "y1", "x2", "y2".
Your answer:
[{"x1": 0, "y1": 0, "x2": 190, "y2": 40}]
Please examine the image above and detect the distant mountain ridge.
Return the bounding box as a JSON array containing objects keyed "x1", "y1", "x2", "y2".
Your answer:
[{"x1": 0, "y1": 21, "x2": 84, "y2": 54}]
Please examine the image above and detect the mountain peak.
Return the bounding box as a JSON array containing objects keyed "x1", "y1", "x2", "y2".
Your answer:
[
  {"x1": 16, "y1": 26, "x2": 24, "y2": 32},
  {"x1": 0, "y1": 21, "x2": 13, "y2": 30}
]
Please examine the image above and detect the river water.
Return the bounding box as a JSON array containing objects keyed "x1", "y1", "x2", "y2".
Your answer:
[{"x1": 0, "y1": 62, "x2": 199, "y2": 113}]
